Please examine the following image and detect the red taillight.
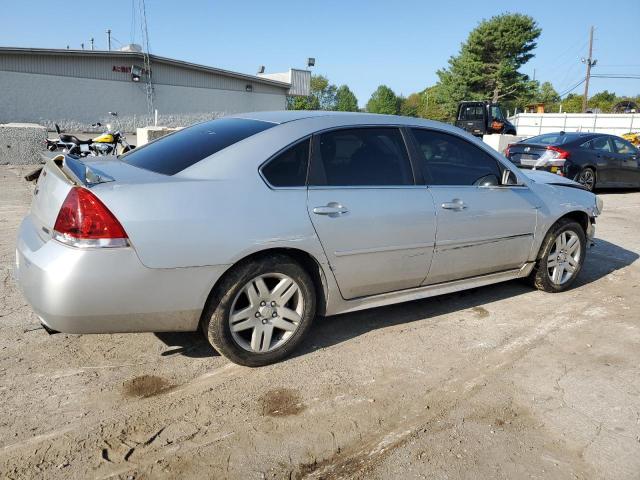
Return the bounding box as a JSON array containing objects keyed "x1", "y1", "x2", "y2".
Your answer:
[
  {"x1": 54, "y1": 187, "x2": 128, "y2": 243},
  {"x1": 547, "y1": 145, "x2": 570, "y2": 159},
  {"x1": 504, "y1": 144, "x2": 513, "y2": 157}
]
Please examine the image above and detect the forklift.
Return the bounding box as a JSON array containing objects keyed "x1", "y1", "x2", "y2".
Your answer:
[{"x1": 455, "y1": 101, "x2": 517, "y2": 137}]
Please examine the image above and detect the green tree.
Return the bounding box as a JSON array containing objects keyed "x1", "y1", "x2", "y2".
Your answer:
[
  {"x1": 366, "y1": 85, "x2": 399, "y2": 114},
  {"x1": 436, "y1": 13, "x2": 541, "y2": 117},
  {"x1": 536, "y1": 81, "x2": 560, "y2": 104},
  {"x1": 288, "y1": 74, "x2": 336, "y2": 110},
  {"x1": 559, "y1": 93, "x2": 583, "y2": 113},
  {"x1": 335, "y1": 85, "x2": 359, "y2": 111},
  {"x1": 589, "y1": 90, "x2": 617, "y2": 112},
  {"x1": 288, "y1": 95, "x2": 319, "y2": 110},
  {"x1": 399, "y1": 93, "x2": 420, "y2": 117},
  {"x1": 417, "y1": 85, "x2": 451, "y2": 122}
]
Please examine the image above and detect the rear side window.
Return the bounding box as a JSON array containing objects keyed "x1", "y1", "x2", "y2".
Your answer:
[
  {"x1": 411, "y1": 129, "x2": 502, "y2": 186},
  {"x1": 261, "y1": 139, "x2": 310, "y2": 187},
  {"x1": 590, "y1": 136, "x2": 612, "y2": 152},
  {"x1": 121, "y1": 118, "x2": 275, "y2": 175},
  {"x1": 310, "y1": 128, "x2": 413, "y2": 186}
]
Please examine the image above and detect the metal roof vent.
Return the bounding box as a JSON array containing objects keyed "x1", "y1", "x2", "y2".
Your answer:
[{"x1": 120, "y1": 44, "x2": 143, "y2": 53}]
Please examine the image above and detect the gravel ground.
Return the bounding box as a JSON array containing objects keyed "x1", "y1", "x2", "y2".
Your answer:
[{"x1": 1, "y1": 165, "x2": 639, "y2": 479}]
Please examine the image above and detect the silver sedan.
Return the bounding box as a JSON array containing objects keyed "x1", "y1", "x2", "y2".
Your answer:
[{"x1": 15, "y1": 112, "x2": 602, "y2": 366}]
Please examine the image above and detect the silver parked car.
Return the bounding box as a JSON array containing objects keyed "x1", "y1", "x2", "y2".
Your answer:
[{"x1": 15, "y1": 112, "x2": 603, "y2": 366}]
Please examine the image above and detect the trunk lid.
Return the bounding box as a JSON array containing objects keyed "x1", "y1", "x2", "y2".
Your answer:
[
  {"x1": 29, "y1": 155, "x2": 164, "y2": 242},
  {"x1": 507, "y1": 143, "x2": 550, "y2": 168}
]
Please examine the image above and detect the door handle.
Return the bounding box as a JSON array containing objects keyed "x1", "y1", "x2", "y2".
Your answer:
[
  {"x1": 441, "y1": 198, "x2": 467, "y2": 211},
  {"x1": 313, "y1": 202, "x2": 349, "y2": 217}
]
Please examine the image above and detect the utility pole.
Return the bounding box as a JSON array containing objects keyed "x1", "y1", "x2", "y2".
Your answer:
[
  {"x1": 106, "y1": 29, "x2": 111, "y2": 50},
  {"x1": 581, "y1": 26, "x2": 597, "y2": 113}
]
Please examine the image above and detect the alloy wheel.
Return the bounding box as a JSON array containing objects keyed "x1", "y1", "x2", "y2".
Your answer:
[
  {"x1": 228, "y1": 273, "x2": 304, "y2": 353},
  {"x1": 547, "y1": 230, "x2": 581, "y2": 285},
  {"x1": 577, "y1": 169, "x2": 595, "y2": 191}
]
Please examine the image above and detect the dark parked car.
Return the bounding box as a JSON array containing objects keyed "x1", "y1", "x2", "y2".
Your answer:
[{"x1": 505, "y1": 132, "x2": 640, "y2": 191}]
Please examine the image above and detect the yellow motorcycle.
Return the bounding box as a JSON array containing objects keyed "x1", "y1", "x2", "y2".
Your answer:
[
  {"x1": 53, "y1": 112, "x2": 134, "y2": 157},
  {"x1": 89, "y1": 112, "x2": 135, "y2": 156}
]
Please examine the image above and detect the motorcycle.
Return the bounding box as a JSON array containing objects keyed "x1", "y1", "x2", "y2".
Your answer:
[
  {"x1": 45, "y1": 124, "x2": 94, "y2": 156},
  {"x1": 89, "y1": 112, "x2": 135, "y2": 156},
  {"x1": 44, "y1": 112, "x2": 135, "y2": 157}
]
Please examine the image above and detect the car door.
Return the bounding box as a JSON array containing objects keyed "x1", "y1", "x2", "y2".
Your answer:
[
  {"x1": 307, "y1": 127, "x2": 436, "y2": 299},
  {"x1": 588, "y1": 136, "x2": 619, "y2": 185},
  {"x1": 612, "y1": 137, "x2": 640, "y2": 186},
  {"x1": 408, "y1": 128, "x2": 539, "y2": 285}
]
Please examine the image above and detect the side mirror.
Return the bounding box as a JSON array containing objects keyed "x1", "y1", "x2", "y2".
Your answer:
[{"x1": 501, "y1": 169, "x2": 522, "y2": 186}]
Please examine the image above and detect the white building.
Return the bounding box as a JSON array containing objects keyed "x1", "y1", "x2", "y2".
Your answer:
[{"x1": 0, "y1": 47, "x2": 310, "y2": 131}]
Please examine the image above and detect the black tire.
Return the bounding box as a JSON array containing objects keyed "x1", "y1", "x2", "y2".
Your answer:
[
  {"x1": 575, "y1": 167, "x2": 596, "y2": 192},
  {"x1": 202, "y1": 254, "x2": 316, "y2": 367},
  {"x1": 529, "y1": 218, "x2": 586, "y2": 293}
]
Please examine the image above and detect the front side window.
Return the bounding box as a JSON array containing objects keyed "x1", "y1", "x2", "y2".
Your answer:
[
  {"x1": 613, "y1": 138, "x2": 636, "y2": 155},
  {"x1": 121, "y1": 118, "x2": 275, "y2": 175},
  {"x1": 261, "y1": 139, "x2": 310, "y2": 187},
  {"x1": 310, "y1": 128, "x2": 413, "y2": 186},
  {"x1": 490, "y1": 105, "x2": 505, "y2": 121},
  {"x1": 590, "y1": 136, "x2": 613, "y2": 153},
  {"x1": 411, "y1": 129, "x2": 502, "y2": 186}
]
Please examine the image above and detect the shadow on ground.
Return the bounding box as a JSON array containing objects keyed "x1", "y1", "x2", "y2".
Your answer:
[{"x1": 154, "y1": 237, "x2": 637, "y2": 360}]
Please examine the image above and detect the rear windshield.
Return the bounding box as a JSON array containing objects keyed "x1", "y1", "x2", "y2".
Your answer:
[
  {"x1": 121, "y1": 118, "x2": 275, "y2": 175},
  {"x1": 458, "y1": 105, "x2": 484, "y2": 121},
  {"x1": 523, "y1": 132, "x2": 583, "y2": 145}
]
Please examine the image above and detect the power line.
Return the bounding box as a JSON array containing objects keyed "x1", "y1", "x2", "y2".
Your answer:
[
  {"x1": 591, "y1": 74, "x2": 640, "y2": 79},
  {"x1": 558, "y1": 78, "x2": 586, "y2": 98}
]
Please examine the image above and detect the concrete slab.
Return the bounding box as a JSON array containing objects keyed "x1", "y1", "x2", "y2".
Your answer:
[{"x1": 0, "y1": 123, "x2": 47, "y2": 165}]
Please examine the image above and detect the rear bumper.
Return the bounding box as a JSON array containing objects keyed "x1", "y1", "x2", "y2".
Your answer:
[
  {"x1": 14, "y1": 216, "x2": 228, "y2": 334},
  {"x1": 516, "y1": 164, "x2": 581, "y2": 180}
]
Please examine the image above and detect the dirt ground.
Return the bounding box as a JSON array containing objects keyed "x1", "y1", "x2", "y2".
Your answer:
[{"x1": 1, "y1": 164, "x2": 639, "y2": 479}]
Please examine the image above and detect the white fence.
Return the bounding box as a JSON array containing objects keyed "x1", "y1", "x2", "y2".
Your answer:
[{"x1": 510, "y1": 113, "x2": 638, "y2": 137}]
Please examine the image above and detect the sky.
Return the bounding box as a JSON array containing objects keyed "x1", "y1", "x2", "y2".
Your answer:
[{"x1": 2, "y1": 0, "x2": 639, "y2": 107}]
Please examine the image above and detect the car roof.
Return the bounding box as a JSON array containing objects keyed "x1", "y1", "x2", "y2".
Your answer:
[
  {"x1": 179, "y1": 111, "x2": 505, "y2": 179},
  {"x1": 522, "y1": 131, "x2": 601, "y2": 144},
  {"x1": 229, "y1": 110, "x2": 450, "y2": 129}
]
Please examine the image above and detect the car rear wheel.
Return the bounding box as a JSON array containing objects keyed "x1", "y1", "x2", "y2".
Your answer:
[
  {"x1": 575, "y1": 167, "x2": 596, "y2": 192},
  {"x1": 202, "y1": 254, "x2": 316, "y2": 366},
  {"x1": 530, "y1": 218, "x2": 586, "y2": 293}
]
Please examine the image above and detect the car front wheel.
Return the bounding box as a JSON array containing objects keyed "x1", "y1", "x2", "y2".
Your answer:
[
  {"x1": 202, "y1": 254, "x2": 316, "y2": 366},
  {"x1": 530, "y1": 218, "x2": 586, "y2": 293}
]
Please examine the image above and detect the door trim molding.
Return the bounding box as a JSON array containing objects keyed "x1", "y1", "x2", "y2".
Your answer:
[
  {"x1": 334, "y1": 242, "x2": 435, "y2": 257},
  {"x1": 435, "y1": 233, "x2": 534, "y2": 252}
]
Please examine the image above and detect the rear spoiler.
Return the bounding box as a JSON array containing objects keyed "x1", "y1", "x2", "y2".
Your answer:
[
  {"x1": 59, "y1": 155, "x2": 115, "y2": 186},
  {"x1": 25, "y1": 155, "x2": 115, "y2": 186}
]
